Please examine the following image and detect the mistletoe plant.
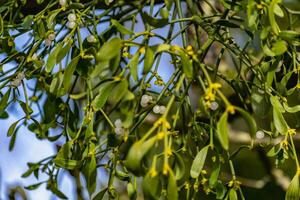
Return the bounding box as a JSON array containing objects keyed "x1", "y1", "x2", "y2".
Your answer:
[{"x1": 1, "y1": 0, "x2": 300, "y2": 199}]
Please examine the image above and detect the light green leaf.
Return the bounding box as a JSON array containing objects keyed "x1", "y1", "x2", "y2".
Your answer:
[
  {"x1": 0, "y1": 89, "x2": 10, "y2": 111},
  {"x1": 167, "y1": 170, "x2": 178, "y2": 200},
  {"x1": 111, "y1": 19, "x2": 134, "y2": 35},
  {"x1": 96, "y1": 38, "x2": 122, "y2": 61},
  {"x1": 129, "y1": 52, "x2": 139, "y2": 81},
  {"x1": 190, "y1": 145, "x2": 209, "y2": 178},
  {"x1": 283, "y1": 102, "x2": 300, "y2": 113},
  {"x1": 286, "y1": 173, "x2": 300, "y2": 200},
  {"x1": 217, "y1": 112, "x2": 229, "y2": 150}
]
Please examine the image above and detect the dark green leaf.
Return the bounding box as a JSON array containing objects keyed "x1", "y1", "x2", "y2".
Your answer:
[
  {"x1": 125, "y1": 137, "x2": 156, "y2": 174},
  {"x1": 92, "y1": 188, "x2": 107, "y2": 200},
  {"x1": 143, "y1": 46, "x2": 155, "y2": 74},
  {"x1": 141, "y1": 12, "x2": 169, "y2": 28},
  {"x1": 63, "y1": 56, "x2": 80, "y2": 91},
  {"x1": 91, "y1": 81, "x2": 115, "y2": 111}
]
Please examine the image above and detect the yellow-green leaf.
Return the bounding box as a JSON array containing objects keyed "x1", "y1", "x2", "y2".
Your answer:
[
  {"x1": 190, "y1": 145, "x2": 209, "y2": 178},
  {"x1": 217, "y1": 112, "x2": 229, "y2": 150}
]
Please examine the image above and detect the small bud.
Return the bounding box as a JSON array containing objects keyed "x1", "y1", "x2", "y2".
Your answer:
[
  {"x1": 153, "y1": 105, "x2": 161, "y2": 114},
  {"x1": 67, "y1": 13, "x2": 76, "y2": 22},
  {"x1": 67, "y1": 21, "x2": 76, "y2": 29},
  {"x1": 256, "y1": 130, "x2": 265, "y2": 139},
  {"x1": 87, "y1": 35, "x2": 96, "y2": 43}
]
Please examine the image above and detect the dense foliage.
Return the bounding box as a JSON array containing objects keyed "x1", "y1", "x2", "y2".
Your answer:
[{"x1": 1, "y1": 0, "x2": 300, "y2": 199}]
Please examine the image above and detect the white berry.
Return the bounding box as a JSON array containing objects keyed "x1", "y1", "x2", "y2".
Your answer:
[
  {"x1": 87, "y1": 35, "x2": 96, "y2": 43},
  {"x1": 17, "y1": 72, "x2": 25, "y2": 80},
  {"x1": 114, "y1": 119, "x2": 123, "y2": 128},
  {"x1": 115, "y1": 127, "x2": 124, "y2": 135},
  {"x1": 256, "y1": 130, "x2": 265, "y2": 139},
  {"x1": 159, "y1": 106, "x2": 166, "y2": 114},
  {"x1": 153, "y1": 105, "x2": 161, "y2": 114},
  {"x1": 59, "y1": 0, "x2": 67, "y2": 6},
  {"x1": 45, "y1": 38, "x2": 52, "y2": 46},
  {"x1": 48, "y1": 33, "x2": 56, "y2": 41},
  {"x1": 210, "y1": 101, "x2": 219, "y2": 111},
  {"x1": 68, "y1": 13, "x2": 76, "y2": 22},
  {"x1": 67, "y1": 21, "x2": 76, "y2": 29}
]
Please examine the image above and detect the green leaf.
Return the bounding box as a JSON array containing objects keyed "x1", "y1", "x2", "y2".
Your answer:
[
  {"x1": 283, "y1": 102, "x2": 300, "y2": 113},
  {"x1": 217, "y1": 112, "x2": 229, "y2": 150},
  {"x1": 285, "y1": 173, "x2": 300, "y2": 200},
  {"x1": 127, "y1": 182, "x2": 137, "y2": 200},
  {"x1": 274, "y1": 3, "x2": 284, "y2": 17},
  {"x1": 129, "y1": 52, "x2": 139, "y2": 81},
  {"x1": 63, "y1": 56, "x2": 80, "y2": 91},
  {"x1": 125, "y1": 137, "x2": 156, "y2": 174},
  {"x1": 46, "y1": 42, "x2": 63, "y2": 73},
  {"x1": 47, "y1": 9, "x2": 61, "y2": 29},
  {"x1": 174, "y1": 152, "x2": 186, "y2": 180},
  {"x1": 190, "y1": 145, "x2": 209, "y2": 178},
  {"x1": 92, "y1": 188, "x2": 107, "y2": 200},
  {"x1": 141, "y1": 12, "x2": 169, "y2": 28},
  {"x1": 251, "y1": 91, "x2": 270, "y2": 117},
  {"x1": 167, "y1": 170, "x2": 178, "y2": 200},
  {"x1": 57, "y1": 39, "x2": 73, "y2": 63},
  {"x1": 53, "y1": 158, "x2": 81, "y2": 170},
  {"x1": 209, "y1": 164, "x2": 221, "y2": 187},
  {"x1": 22, "y1": 163, "x2": 39, "y2": 178},
  {"x1": 179, "y1": 50, "x2": 193, "y2": 79},
  {"x1": 229, "y1": 189, "x2": 238, "y2": 200},
  {"x1": 235, "y1": 107, "x2": 257, "y2": 139},
  {"x1": 270, "y1": 96, "x2": 288, "y2": 134},
  {"x1": 268, "y1": 1, "x2": 280, "y2": 35},
  {"x1": 111, "y1": 19, "x2": 134, "y2": 35},
  {"x1": 273, "y1": 106, "x2": 288, "y2": 135},
  {"x1": 109, "y1": 79, "x2": 128, "y2": 104},
  {"x1": 83, "y1": 156, "x2": 97, "y2": 195},
  {"x1": 7, "y1": 119, "x2": 21, "y2": 137},
  {"x1": 96, "y1": 38, "x2": 122, "y2": 61},
  {"x1": 0, "y1": 89, "x2": 10, "y2": 111},
  {"x1": 143, "y1": 173, "x2": 160, "y2": 199},
  {"x1": 91, "y1": 81, "x2": 115, "y2": 111},
  {"x1": 272, "y1": 40, "x2": 287, "y2": 56},
  {"x1": 25, "y1": 182, "x2": 44, "y2": 190},
  {"x1": 18, "y1": 100, "x2": 33, "y2": 115},
  {"x1": 143, "y1": 46, "x2": 155, "y2": 74}
]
